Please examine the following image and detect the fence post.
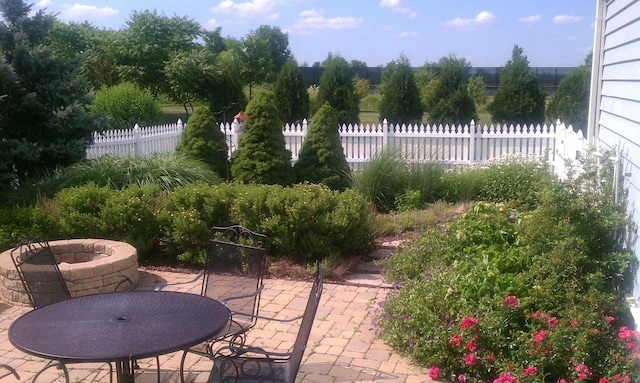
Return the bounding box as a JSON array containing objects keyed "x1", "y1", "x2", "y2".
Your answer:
[
  {"x1": 177, "y1": 119, "x2": 183, "y2": 132},
  {"x1": 382, "y1": 119, "x2": 388, "y2": 151},
  {"x1": 469, "y1": 120, "x2": 475, "y2": 164},
  {"x1": 133, "y1": 124, "x2": 141, "y2": 157},
  {"x1": 302, "y1": 118, "x2": 308, "y2": 142}
]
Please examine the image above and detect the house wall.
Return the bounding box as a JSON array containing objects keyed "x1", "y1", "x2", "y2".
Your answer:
[{"x1": 591, "y1": 0, "x2": 640, "y2": 298}]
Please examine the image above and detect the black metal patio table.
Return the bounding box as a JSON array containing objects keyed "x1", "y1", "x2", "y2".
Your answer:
[{"x1": 9, "y1": 290, "x2": 231, "y2": 383}]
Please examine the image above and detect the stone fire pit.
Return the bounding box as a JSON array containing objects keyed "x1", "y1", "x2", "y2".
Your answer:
[{"x1": 0, "y1": 239, "x2": 139, "y2": 306}]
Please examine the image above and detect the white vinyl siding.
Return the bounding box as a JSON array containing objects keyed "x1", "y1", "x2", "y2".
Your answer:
[{"x1": 593, "y1": 0, "x2": 640, "y2": 298}]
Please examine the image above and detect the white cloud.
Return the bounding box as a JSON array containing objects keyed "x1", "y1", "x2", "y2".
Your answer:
[
  {"x1": 380, "y1": 0, "x2": 415, "y2": 17},
  {"x1": 211, "y1": 0, "x2": 278, "y2": 19},
  {"x1": 291, "y1": 8, "x2": 362, "y2": 31},
  {"x1": 205, "y1": 18, "x2": 219, "y2": 29},
  {"x1": 553, "y1": 15, "x2": 582, "y2": 24},
  {"x1": 398, "y1": 31, "x2": 419, "y2": 38},
  {"x1": 443, "y1": 10, "x2": 496, "y2": 29},
  {"x1": 36, "y1": 0, "x2": 52, "y2": 7},
  {"x1": 60, "y1": 4, "x2": 118, "y2": 20},
  {"x1": 519, "y1": 15, "x2": 541, "y2": 25},
  {"x1": 380, "y1": 0, "x2": 400, "y2": 7}
]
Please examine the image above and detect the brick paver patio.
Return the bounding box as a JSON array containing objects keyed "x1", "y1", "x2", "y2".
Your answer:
[{"x1": 0, "y1": 267, "x2": 433, "y2": 383}]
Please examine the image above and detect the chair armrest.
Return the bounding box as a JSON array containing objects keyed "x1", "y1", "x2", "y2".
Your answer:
[
  {"x1": 215, "y1": 344, "x2": 305, "y2": 360},
  {"x1": 154, "y1": 271, "x2": 204, "y2": 291},
  {"x1": 220, "y1": 285, "x2": 264, "y2": 304}
]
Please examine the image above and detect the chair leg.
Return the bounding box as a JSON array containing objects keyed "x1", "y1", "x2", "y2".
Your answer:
[
  {"x1": 31, "y1": 361, "x2": 69, "y2": 383},
  {"x1": 0, "y1": 364, "x2": 19, "y2": 380}
]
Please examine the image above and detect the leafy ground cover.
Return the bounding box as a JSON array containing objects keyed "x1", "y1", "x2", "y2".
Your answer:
[{"x1": 375, "y1": 154, "x2": 639, "y2": 383}]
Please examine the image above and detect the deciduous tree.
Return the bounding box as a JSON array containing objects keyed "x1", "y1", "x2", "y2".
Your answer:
[
  {"x1": 546, "y1": 53, "x2": 592, "y2": 135},
  {"x1": 240, "y1": 25, "x2": 291, "y2": 99},
  {"x1": 423, "y1": 55, "x2": 476, "y2": 124}
]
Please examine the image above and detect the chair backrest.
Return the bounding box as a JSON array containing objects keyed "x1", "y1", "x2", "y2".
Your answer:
[
  {"x1": 10, "y1": 238, "x2": 71, "y2": 309},
  {"x1": 286, "y1": 266, "x2": 324, "y2": 382},
  {"x1": 204, "y1": 225, "x2": 268, "y2": 329}
]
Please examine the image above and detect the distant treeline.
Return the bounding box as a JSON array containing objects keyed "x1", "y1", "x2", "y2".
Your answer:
[{"x1": 299, "y1": 66, "x2": 577, "y2": 91}]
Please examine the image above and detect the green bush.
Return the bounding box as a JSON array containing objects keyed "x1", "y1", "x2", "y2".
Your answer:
[
  {"x1": 100, "y1": 185, "x2": 163, "y2": 258},
  {"x1": 360, "y1": 94, "x2": 381, "y2": 112},
  {"x1": 317, "y1": 53, "x2": 360, "y2": 124},
  {"x1": 476, "y1": 156, "x2": 556, "y2": 210},
  {"x1": 175, "y1": 107, "x2": 229, "y2": 179},
  {"x1": 158, "y1": 182, "x2": 235, "y2": 264},
  {"x1": 423, "y1": 55, "x2": 476, "y2": 125},
  {"x1": 376, "y1": 151, "x2": 639, "y2": 382},
  {"x1": 294, "y1": 103, "x2": 351, "y2": 191},
  {"x1": 90, "y1": 82, "x2": 161, "y2": 129},
  {"x1": 0, "y1": 207, "x2": 59, "y2": 251},
  {"x1": 230, "y1": 92, "x2": 293, "y2": 185},
  {"x1": 230, "y1": 183, "x2": 373, "y2": 261},
  {"x1": 274, "y1": 60, "x2": 309, "y2": 123},
  {"x1": 55, "y1": 183, "x2": 111, "y2": 237}
]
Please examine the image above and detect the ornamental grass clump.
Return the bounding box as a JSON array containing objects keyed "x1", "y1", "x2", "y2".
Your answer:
[{"x1": 376, "y1": 151, "x2": 639, "y2": 383}]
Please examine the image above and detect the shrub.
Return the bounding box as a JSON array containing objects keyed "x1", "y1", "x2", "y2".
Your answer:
[
  {"x1": 230, "y1": 183, "x2": 373, "y2": 261},
  {"x1": 175, "y1": 107, "x2": 229, "y2": 179},
  {"x1": 100, "y1": 184, "x2": 163, "y2": 258},
  {"x1": 353, "y1": 76, "x2": 370, "y2": 100},
  {"x1": 360, "y1": 94, "x2": 381, "y2": 112},
  {"x1": 376, "y1": 151, "x2": 639, "y2": 382},
  {"x1": 157, "y1": 182, "x2": 235, "y2": 264},
  {"x1": 467, "y1": 75, "x2": 488, "y2": 107},
  {"x1": 294, "y1": 103, "x2": 351, "y2": 191},
  {"x1": 230, "y1": 92, "x2": 293, "y2": 185},
  {"x1": 90, "y1": 82, "x2": 161, "y2": 129},
  {"x1": 476, "y1": 156, "x2": 556, "y2": 210},
  {"x1": 0, "y1": 207, "x2": 59, "y2": 251},
  {"x1": 54, "y1": 183, "x2": 111, "y2": 237}
]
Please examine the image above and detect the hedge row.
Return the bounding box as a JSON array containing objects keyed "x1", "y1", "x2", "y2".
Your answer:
[{"x1": 0, "y1": 182, "x2": 374, "y2": 265}]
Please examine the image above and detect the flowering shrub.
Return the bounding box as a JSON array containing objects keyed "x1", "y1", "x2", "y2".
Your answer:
[{"x1": 376, "y1": 152, "x2": 639, "y2": 382}]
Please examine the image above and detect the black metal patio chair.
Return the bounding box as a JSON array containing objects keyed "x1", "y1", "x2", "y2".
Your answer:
[
  {"x1": 10, "y1": 237, "x2": 135, "y2": 383},
  {"x1": 174, "y1": 225, "x2": 269, "y2": 381},
  {"x1": 0, "y1": 364, "x2": 19, "y2": 380},
  {"x1": 206, "y1": 266, "x2": 324, "y2": 383}
]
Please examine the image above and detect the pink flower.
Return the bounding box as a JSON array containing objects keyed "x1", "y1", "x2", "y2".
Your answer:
[
  {"x1": 493, "y1": 372, "x2": 519, "y2": 383},
  {"x1": 449, "y1": 334, "x2": 462, "y2": 347},
  {"x1": 428, "y1": 366, "x2": 440, "y2": 380},
  {"x1": 523, "y1": 366, "x2": 538, "y2": 377},
  {"x1": 458, "y1": 375, "x2": 467, "y2": 383},
  {"x1": 605, "y1": 316, "x2": 615, "y2": 323},
  {"x1": 558, "y1": 380, "x2": 568, "y2": 383},
  {"x1": 599, "y1": 378, "x2": 610, "y2": 383},
  {"x1": 464, "y1": 352, "x2": 477, "y2": 366},
  {"x1": 467, "y1": 339, "x2": 477, "y2": 352},
  {"x1": 460, "y1": 317, "x2": 479, "y2": 331},
  {"x1": 547, "y1": 317, "x2": 559, "y2": 329},
  {"x1": 533, "y1": 330, "x2": 548, "y2": 343},
  {"x1": 503, "y1": 295, "x2": 519, "y2": 309},
  {"x1": 575, "y1": 363, "x2": 592, "y2": 380},
  {"x1": 570, "y1": 320, "x2": 580, "y2": 327}
]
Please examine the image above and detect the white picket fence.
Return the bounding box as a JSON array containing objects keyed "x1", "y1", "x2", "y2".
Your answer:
[{"x1": 87, "y1": 118, "x2": 586, "y2": 176}]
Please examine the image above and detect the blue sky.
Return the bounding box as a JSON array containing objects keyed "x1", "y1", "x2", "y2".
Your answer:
[{"x1": 32, "y1": 0, "x2": 596, "y2": 67}]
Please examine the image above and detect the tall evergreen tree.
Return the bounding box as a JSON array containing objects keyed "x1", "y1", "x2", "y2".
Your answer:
[
  {"x1": 0, "y1": 0, "x2": 105, "y2": 187},
  {"x1": 274, "y1": 59, "x2": 309, "y2": 124},
  {"x1": 488, "y1": 45, "x2": 546, "y2": 125},
  {"x1": 378, "y1": 55, "x2": 423, "y2": 125},
  {"x1": 230, "y1": 92, "x2": 292, "y2": 185},
  {"x1": 317, "y1": 53, "x2": 360, "y2": 125},
  {"x1": 424, "y1": 55, "x2": 476, "y2": 124},
  {"x1": 294, "y1": 102, "x2": 351, "y2": 191}
]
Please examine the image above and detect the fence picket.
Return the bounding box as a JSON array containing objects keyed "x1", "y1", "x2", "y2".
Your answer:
[{"x1": 86, "y1": 119, "x2": 586, "y2": 178}]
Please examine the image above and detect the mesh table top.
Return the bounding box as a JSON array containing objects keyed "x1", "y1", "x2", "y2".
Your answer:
[{"x1": 9, "y1": 291, "x2": 230, "y2": 362}]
